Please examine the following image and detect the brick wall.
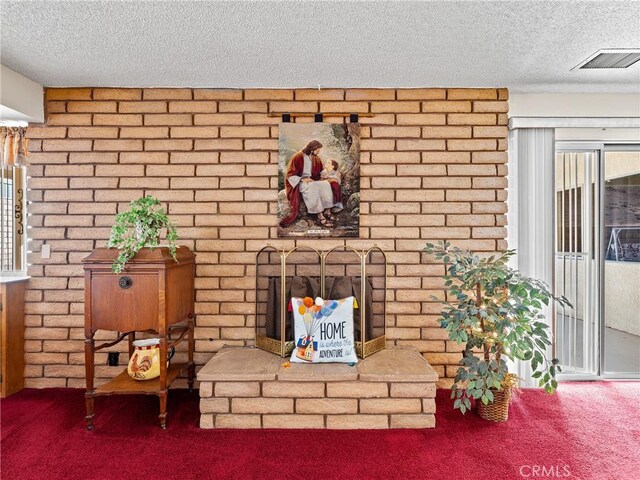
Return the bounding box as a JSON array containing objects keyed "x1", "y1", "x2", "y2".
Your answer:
[{"x1": 25, "y1": 87, "x2": 508, "y2": 388}]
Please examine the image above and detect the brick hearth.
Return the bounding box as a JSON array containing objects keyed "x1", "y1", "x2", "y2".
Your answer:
[{"x1": 197, "y1": 347, "x2": 439, "y2": 429}]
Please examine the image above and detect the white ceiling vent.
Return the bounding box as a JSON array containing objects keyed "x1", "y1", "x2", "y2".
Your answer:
[{"x1": 573, "y1": 49, "x2": 640, "y2": 70}]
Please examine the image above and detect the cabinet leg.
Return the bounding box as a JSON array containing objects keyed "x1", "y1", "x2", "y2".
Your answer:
[
  {"x1": 188, "y1": 364, "x2": 195, "y2": 393},
  {"x1": 159, "y1": 390, "x2": 168, "y2": 429},
  {"x1": 84, "y1": 333, "x2": 95, "y2": 431},
  {"x1": 187, "y1": 314, "x2": 195, "y2": 393},
  {"x1": 85, "y1": 393, "x2": 95, "y2": 431}
]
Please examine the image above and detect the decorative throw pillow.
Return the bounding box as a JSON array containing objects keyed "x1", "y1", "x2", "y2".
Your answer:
[{"x1": 290, "y1": 296, "x2": 358, "y2": 364}]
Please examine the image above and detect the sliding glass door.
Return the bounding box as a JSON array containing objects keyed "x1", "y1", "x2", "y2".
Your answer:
[
  {"x1": 554, "y1": 149, "x2": 600, "y2": 377},
  {"x1": 602, "y1": 148, "x2": 640, "y2": 377},
  {"x1": 554, "y1": 143, "x2": 640, "y2": 380}
]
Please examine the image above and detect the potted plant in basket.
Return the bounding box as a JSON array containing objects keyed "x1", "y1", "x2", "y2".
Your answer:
[
  {"x1": 108, "y1": 196, "x2": 179, "y2": 274},
  {"x1": 424, "y1": 241, "x2": 572, "y2": 422}
]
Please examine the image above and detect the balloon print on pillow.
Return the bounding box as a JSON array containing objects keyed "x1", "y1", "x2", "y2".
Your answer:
[{"x1": 290, "y1": 296, "x2": 357, "y2": 364}]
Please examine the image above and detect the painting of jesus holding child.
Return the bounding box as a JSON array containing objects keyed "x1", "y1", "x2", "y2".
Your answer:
[{"x1": 277, "y1": 123, "x2": 360, "y2": 237}]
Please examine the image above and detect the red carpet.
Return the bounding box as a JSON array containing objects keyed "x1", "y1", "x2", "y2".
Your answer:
[{"x1": 1, "y1": 382, "x2": 639, "y2": 480}]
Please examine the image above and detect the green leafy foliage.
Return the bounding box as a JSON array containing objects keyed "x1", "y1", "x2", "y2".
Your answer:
[
  {"x1": 425, "y1": 241, "x2": 572, "y2": 414},
  {"x1": 107, "y1": 196, "x2": 178, "y2": 274}
]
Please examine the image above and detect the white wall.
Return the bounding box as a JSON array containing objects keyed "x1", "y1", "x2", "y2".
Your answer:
[
  {"x1": 604, "y1": 262, "x2": 640, "y2": 337},
  {"x1": 556, "y1": 128, "x2": 640, "y2": 142},
  {"x1": 510, "y1": 93, "x2": 640, "y2": 118},
  {"x1": 0, "y1": 65, "x2": 44, "y2": 123}
]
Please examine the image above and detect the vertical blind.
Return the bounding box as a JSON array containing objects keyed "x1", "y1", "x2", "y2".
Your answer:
[{"x1": 1, "y1": 127, "x2": 27, "y2": 273}]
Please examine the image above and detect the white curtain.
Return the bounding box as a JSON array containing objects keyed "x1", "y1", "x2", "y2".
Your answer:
[{"x1": 508, "y1": 127, "x2": 555, "y2": 387}]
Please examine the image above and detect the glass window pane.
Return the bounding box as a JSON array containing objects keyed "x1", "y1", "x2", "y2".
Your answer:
[{"x1": 603, "y1": 150, "x2": 640, "y2": 375}]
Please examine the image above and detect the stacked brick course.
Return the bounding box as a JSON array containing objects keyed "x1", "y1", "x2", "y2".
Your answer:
[
  {"x1": 198, "y1": 347, "x2": 438, "y2": 429},
  {"x1": 25, "y1": 87, "x2": 508, "y2": 388}
]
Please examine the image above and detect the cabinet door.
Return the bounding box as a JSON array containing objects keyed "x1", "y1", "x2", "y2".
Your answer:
[{"x1": 90, "y1": 272, "x2": 159, "y2": 332}]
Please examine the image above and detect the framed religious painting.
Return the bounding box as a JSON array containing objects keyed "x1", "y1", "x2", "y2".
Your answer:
[{"x1": 277, "y1": 123, "x2": 360, "y2": 237}]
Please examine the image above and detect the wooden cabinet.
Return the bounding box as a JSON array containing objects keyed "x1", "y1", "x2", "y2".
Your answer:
[
  {"x1": 1, "y1": 277, "x2": 27, "y2": 398},
  {"x1": 82, "y1": 247, "x2": 195, "y2": 430}
]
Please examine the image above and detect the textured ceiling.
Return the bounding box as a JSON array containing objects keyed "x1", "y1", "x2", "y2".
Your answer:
[{"x1": 1, "y1": 0, "x2": 639, "y2": 92}]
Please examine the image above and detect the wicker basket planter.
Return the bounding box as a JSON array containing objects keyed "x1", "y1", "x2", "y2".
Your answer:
[{"x1": 477, "y1": 387, "x2": 512, "y2": 422}]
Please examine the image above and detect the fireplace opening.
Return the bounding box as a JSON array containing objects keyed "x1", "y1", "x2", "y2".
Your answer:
[{"x1": 255, "y1": 245, "x2": 387, "y2": 358}]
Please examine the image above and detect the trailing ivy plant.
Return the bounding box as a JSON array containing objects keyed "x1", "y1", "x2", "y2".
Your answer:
[
  {"x1": 424, "y1": 241, "x2": 572, "y2": 414},
  {"x1": 107, "y1": 196, "x2": 178, "y2": 274}
]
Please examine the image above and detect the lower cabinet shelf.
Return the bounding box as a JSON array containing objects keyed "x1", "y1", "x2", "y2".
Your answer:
[{"x1": 95, "y1": 363, "x2": 187, "y2": 396}]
